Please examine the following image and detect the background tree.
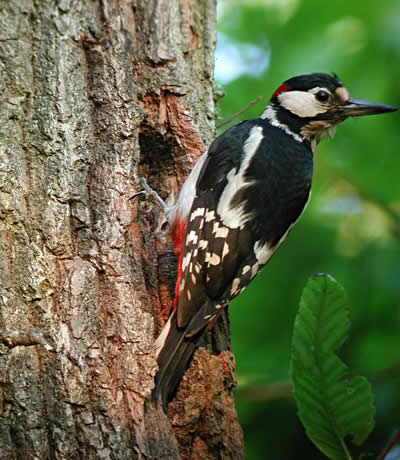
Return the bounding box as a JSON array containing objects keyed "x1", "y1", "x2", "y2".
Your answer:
[
  {"x1": 0, "y1": 1, "x2": 244, "y2": 458},
  {"x1": 216, "y1": 0, "x2": 400, "y2": 458}
]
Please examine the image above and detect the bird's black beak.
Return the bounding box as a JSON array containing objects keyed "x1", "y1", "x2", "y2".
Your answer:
[{"x1": 340, "y1": 98, "x2": 397, "y2": 118}]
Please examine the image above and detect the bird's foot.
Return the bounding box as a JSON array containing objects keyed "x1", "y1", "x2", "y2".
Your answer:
[{"x1": 131, "y1": 177, "x2": 170, "y2": 216}]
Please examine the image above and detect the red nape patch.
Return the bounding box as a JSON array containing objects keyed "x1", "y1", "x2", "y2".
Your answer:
[
  {"x1": 270, "y1": 82, "x2": 291, "y2": 101},
  {"x1": 171, "y1": 215, "x2": 186, "y2": 311}
]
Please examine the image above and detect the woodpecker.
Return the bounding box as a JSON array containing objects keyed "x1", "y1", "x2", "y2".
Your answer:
[{"x1": 147, "y1": 73, "x2": 396, "y2": 407}]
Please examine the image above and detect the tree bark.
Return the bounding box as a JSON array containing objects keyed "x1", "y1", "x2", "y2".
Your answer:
[{"x1": 0, "y1": 0, "x2": 244, "y2": 458}]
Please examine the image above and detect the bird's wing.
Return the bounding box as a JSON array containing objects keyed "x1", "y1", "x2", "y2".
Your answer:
[{"x1": 175, "y1": 120, "x2": 263, "y2": 330}]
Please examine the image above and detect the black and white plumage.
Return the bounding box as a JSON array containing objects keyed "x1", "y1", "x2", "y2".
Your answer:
[{"x1": 152, "y1": 73, "x2": 397, "y2": 407}]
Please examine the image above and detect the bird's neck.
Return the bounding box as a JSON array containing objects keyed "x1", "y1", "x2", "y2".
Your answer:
[
  {"x1": 261, "y1": 103, "x2": 307, "y2": 145},
  {"x1": 261, "y1": 103, "x2": 335, "y2": 153}
]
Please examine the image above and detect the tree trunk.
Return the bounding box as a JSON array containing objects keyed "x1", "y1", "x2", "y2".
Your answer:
[{"x1": 0, "y1": 0, "x2": 244, "y2": 458}]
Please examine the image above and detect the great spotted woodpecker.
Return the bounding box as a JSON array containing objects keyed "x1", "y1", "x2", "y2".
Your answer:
[{"x1": 146, "y1": 73, "x2": 396, "y2": 407}]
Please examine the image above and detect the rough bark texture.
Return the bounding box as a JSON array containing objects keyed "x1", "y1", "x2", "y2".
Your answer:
[{"x1": 0, "y1": 0, "x2": 244, "y2": 458}]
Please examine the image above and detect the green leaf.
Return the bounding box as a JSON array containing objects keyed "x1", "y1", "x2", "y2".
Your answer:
[{"x1": 290, "y1": 274, "x2": 375, "y2": 460}]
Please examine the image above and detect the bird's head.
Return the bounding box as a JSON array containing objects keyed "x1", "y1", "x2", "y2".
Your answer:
[{"x1": 263, "y1": 73, "x2": 397, "y2": 151}]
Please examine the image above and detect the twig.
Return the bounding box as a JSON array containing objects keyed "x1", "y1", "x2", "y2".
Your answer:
[
  {"x1": 372, "y1": 361, "x2": 400, "y2": 384},
  {"x1": 0, "y1": 328, "x2": 54, "y2": 351},
  {"x1": 216, "y1": 96, "x2": 263, "y2": 129},
  {"x1": 377, "y1": 431, "x2": 400, "y2": 460},
  {"x1": 234, "y1": 380, "x2": 292, "y2": 402}
]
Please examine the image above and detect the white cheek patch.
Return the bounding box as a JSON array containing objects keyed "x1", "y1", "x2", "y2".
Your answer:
[{"x1": 278, "y1": 91, "x2": 327, "y2": 118}]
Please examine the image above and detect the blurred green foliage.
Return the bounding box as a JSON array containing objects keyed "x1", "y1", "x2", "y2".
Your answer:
[{"x1": 215, "y1": 0, "x2": 400, "y2": 458}]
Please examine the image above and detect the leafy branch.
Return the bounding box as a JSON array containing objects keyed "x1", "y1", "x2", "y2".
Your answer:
[{"x1": 290, "y1": 274, "x2": 375, "y2": 459}]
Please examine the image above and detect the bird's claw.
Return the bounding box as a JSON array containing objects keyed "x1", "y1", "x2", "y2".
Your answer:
[{"x1": 131, "y1": 177, "x2": 170, "y2": 215}]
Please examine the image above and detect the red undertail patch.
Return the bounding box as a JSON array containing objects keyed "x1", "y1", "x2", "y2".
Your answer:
[{"x1": 171, "y1": 214, "x2": 186, "y2": 311}]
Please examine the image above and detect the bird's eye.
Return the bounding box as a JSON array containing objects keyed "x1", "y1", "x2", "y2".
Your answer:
[{"x1": 315, "y1": 90, "x2": 330, "y2": 103}]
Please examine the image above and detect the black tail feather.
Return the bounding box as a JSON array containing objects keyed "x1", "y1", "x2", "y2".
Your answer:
[{"x1": 153, "y1": 311, "x2": 205, "y2": 409}]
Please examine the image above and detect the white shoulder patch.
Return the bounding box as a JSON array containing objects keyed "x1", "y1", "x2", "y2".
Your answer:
[{"x1": 217, "y1": 125, "x2": 263, "y2": 229}]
